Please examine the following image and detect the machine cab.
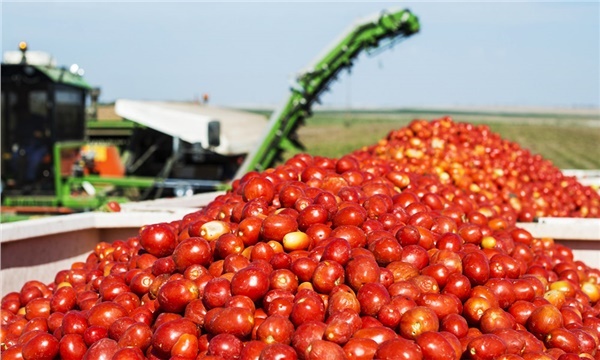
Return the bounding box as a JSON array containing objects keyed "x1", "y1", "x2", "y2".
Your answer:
[{"x1": 1, "y1": 42, "x2": 91, "y2": 196}]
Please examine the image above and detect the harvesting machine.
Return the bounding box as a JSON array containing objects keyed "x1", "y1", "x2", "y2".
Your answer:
[{"x1": 1, "y1": 8, "x2": 420, "y2": 216}]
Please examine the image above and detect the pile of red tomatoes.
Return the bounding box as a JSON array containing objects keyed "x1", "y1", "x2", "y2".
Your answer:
[
  {"x1": 360, "y1": 117, "x2": 600, "y2": 220},
  {"x1": 1, "y1": 118, "x2": 599, "y2": 360}
]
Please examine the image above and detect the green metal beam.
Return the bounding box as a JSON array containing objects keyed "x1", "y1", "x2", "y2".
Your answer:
[
  {"x1": 86, "y1": 120, "x2": 138, "y2": 129},
  {"x1": 235, "y1": 9, "x2": 420, "y2": 177}
]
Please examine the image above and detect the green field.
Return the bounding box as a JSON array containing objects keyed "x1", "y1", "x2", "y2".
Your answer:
[{"x1": 264, "y1": 109, "x2": 600, "y2": 170}]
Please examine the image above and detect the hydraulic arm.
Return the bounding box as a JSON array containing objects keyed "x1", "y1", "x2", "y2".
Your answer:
[{"x1": 234, "y1": 8, "x2": 420, "y2": 178}]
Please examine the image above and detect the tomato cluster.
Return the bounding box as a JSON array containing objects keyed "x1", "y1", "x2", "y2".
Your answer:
[
  {"x1": 360, "y1": 117, "x2": 600, "y2": 220},
  {"x1": 1, "y1": 119, "x2": 600, "y2": 360}
]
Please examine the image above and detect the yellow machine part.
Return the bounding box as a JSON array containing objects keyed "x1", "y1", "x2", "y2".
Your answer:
[{"x1": 81, "y1": 144, "x2": 125, "y2": 177}]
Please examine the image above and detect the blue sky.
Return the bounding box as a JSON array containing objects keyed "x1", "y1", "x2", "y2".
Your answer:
[{"x1": 2, "y1": 2, "x2": 599, "y2": 109}]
